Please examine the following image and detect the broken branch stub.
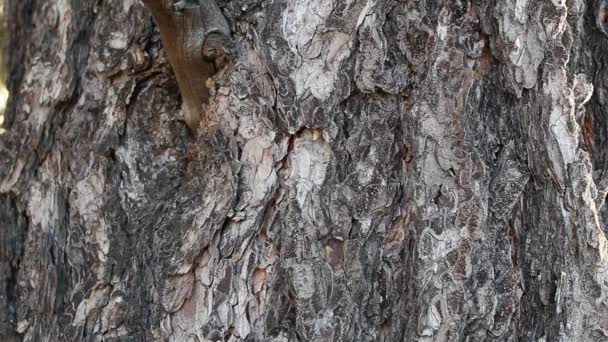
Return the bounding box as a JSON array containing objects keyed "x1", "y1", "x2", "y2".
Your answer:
[{"x1": 142, "y1": 0, "x2": 231, "y2": 131}]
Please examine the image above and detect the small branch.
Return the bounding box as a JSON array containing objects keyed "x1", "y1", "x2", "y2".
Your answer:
[{"x1": 142, "y1": 0, "x2": 231, "y2": 131}]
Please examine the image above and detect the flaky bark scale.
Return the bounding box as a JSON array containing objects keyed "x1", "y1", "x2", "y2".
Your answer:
[{"x1": 1, "y1": 0, "x2": 608, "y2": 341}]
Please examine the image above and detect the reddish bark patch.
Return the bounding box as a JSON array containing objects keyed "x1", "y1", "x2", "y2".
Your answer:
[{"x1": 581, "y1": 114, "x2": 594, "y2": 154}]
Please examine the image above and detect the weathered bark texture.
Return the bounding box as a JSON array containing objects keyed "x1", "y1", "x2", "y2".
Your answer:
[{"x1": 1, "y1": 0, "x2": 608, "y2": 341}]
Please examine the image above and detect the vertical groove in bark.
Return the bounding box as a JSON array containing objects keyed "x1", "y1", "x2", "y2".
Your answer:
[{"x1": 1, "y1": 0, "x2": 608, "y2": 341}]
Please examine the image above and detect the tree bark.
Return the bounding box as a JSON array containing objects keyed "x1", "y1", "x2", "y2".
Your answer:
[{"x1": 1, "y1": 0, "x2": 608, "y2": 341}]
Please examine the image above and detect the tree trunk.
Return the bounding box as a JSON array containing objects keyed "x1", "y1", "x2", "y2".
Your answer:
[{"x1": 2, "y1": 0, "x2": 608, "y2": 341}]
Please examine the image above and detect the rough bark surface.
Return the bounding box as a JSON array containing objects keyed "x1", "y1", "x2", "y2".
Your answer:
[{"x1": 1, "y1": 0, "x2": 608, "y2": 341}]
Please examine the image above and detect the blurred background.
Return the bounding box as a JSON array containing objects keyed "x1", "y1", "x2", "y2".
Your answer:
[{"x1": 0, "y1": 0, "x2": 6, "y2": 134}]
